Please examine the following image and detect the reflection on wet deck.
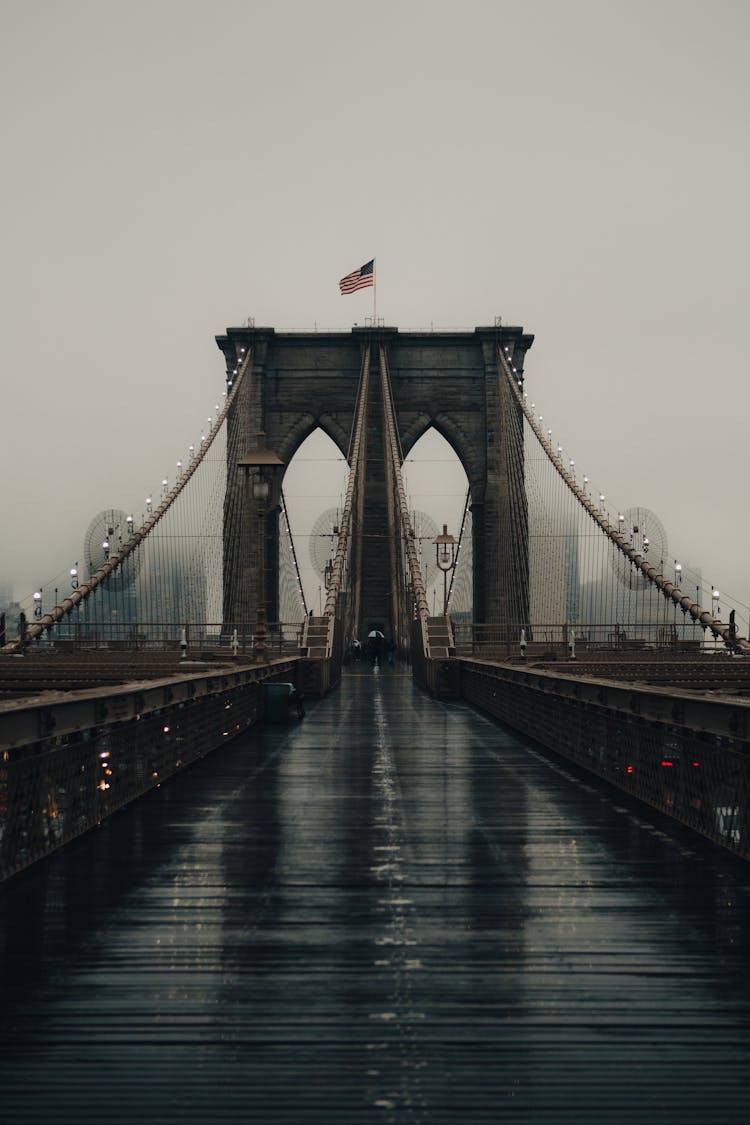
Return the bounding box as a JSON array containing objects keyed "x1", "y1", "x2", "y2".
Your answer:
[{"x1": 2, "y1": 668, "x2": 750, "y2": 1123}]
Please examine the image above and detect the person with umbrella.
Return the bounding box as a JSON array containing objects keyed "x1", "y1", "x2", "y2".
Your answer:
[{"x1": 367, "y1": 629, "x2": 385, "y2": 666}]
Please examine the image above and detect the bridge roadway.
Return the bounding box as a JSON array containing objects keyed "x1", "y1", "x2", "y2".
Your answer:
[{"x1": 2, "y1": 666, "x2": 750, "y2": 1123}]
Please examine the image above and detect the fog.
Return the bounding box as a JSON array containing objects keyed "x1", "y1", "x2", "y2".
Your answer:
[{"x1": 2, "y1": 1, "x2": 748, "y2": 618}]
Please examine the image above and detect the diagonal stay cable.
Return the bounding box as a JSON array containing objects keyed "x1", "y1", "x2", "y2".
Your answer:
[
  {"x1": 323, "y1": 344, "x2": 370, "y2": 617},
  {"x1": 378, "y1": 343, "x2": 429, "y2": 626},
  {"x1": 280, "y1": 486, "x2": 308, "y2": 618}
]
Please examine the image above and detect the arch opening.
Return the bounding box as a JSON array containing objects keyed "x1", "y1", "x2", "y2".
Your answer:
[
  {"x1": 401, "y1": 427, "x2": 472, "y2": 620},
  {"x1": 281, "y1": 428, "x2": 349, "y2": 617}
]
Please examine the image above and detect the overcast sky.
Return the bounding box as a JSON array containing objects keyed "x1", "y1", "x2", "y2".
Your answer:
[{"x1": 2, "y1": 1, "x2": 749, "y2": 617}]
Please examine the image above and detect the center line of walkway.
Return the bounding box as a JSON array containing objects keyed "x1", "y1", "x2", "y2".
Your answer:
[{"x1": 365, "y1": 677, "x2": 428, "y2": 1121}]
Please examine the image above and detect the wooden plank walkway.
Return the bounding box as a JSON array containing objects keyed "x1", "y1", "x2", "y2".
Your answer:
[{"x1": 1, "y1": 666, "x2": 750, "y2": 1123}]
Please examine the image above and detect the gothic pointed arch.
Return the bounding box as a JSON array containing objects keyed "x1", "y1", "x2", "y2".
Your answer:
[{"x1": 282, "y1": 427, "x2": 349, "y2": 612}]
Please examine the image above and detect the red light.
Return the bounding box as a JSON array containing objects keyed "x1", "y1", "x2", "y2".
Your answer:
[
  {"x1": 661, "y1": 760, "x2": 674, "y2": 768},
  {"x1": 626, "y1": 765, "x2": 634, "y2": 774},
  {"x1": 692, "y1": 761, "x2": 700, "y2": 768}
]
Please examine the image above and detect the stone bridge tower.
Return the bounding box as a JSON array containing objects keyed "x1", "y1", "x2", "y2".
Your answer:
[{"x1": 216, "y1": 324, "x2": 534, "y2": 635}]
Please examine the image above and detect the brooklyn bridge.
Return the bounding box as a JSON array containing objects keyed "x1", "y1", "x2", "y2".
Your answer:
[{"x1": 1, "y1": 322, "x2": 749, "y2": 1123}]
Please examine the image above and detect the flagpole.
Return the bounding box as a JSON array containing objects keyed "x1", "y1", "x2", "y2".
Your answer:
[{"x1": 373, "y1": 259, "x2": 377, "y2": 325}]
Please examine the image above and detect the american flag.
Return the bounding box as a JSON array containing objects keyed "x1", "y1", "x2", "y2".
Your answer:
[{"x1": 339, "y1": 259, "x2": 374, "y2": 294}]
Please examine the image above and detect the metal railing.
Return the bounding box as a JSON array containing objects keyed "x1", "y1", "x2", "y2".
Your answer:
[
  {"x1": 0, "y1": 658, "x2": 299, "y2": 880},
  {"x1": 4, "y1": 621, "x2": 306, "y2": 656},
  {"x1": 451, "y1": 620, "x2": 726, "y2": 659},
  {"x1": 461, "y1": 658, "x2": 750, "y2": 860}
]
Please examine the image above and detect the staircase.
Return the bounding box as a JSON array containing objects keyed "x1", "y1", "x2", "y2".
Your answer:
[
  {"x1": 426, "y1": 615, "x2": 454, "y2": 659},
  {"x1": 303, "y1": 616, "x2": 331, "y2": 659}
]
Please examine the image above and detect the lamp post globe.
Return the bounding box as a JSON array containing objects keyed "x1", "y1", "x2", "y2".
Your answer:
[{"x1": 434, "y1": 524, "x2": 456, "y2": 617}]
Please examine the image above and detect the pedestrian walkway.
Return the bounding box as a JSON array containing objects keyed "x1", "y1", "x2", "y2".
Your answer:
[{"x1": 1, "y1": 668, "x2": 750, "y2": 1123}]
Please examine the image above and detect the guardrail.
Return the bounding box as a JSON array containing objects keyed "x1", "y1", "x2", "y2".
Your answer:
[
  {"x1": 459, "y1": 657, "x2": 750, "y2": 860},
  {"x1": 451, "y1": 621, "x2": 725, "y2": 659},
  {"x1": 0, "y1": 658, "x2": 298, "y2": 881}
]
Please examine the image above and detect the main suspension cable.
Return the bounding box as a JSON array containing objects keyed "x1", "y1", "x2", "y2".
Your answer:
[
  {"x1": 497, "y1": 343, "x2": 748, "y2": 652},
  {"x1": 3, "y1": 348, "x2": 254, "y2": 653}
]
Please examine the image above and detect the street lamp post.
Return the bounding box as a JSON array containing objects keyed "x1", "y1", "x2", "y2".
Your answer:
[
  {"x1": 434, "y1": 524, "x2": 456, "y2": 617},
  {"x1": 238, "y1": 433, "x2": 284, "y2": 663}
]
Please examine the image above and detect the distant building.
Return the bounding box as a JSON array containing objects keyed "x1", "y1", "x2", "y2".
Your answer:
[{"x1": 0, "y1": 601, "x2": 23, "y2": 641}]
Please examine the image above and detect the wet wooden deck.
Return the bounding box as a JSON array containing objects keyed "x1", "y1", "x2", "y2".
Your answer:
[{"x1": 2, "y1": 667, "x2": 750, "y2": 1123}]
